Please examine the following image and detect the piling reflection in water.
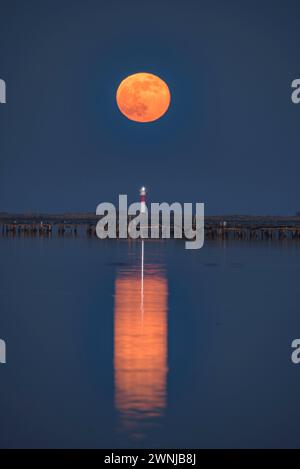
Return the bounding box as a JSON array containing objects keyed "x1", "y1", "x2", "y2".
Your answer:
[{"x1": 114, "y1": 242, "x2": 168, "y2": 440}]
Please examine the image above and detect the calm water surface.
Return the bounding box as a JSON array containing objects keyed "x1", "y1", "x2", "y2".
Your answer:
[{"x1": 1, "y1": 237, "x2": 300, "y2": 448}]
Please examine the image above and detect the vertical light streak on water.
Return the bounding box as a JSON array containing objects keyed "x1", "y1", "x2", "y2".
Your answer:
[{"x1": 114, "y1": 242, "x2": 168, "y2": 441}]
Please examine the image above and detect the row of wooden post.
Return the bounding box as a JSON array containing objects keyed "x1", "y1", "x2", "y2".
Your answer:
[{"x1": 2, "y1": 222, "x2": 300, "y2": 240}]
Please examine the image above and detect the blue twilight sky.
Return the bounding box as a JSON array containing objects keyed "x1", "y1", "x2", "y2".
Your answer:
[{"x1": 0, "y1": 0, "x2": 299, "y2": 215}]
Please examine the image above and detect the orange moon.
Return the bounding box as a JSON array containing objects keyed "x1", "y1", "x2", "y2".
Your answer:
[{"x1": 116, "y1": 73, "x2": 171, "y2": 123}]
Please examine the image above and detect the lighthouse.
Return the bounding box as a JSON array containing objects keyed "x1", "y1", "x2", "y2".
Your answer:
[{"x1": 140, "y1": 186, "x2": 146, "y2": 214}]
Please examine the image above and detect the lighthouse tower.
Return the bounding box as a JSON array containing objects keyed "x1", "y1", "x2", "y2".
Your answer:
[{"x1": 140, "y1": 186, "x2": 146, "y2": 214}]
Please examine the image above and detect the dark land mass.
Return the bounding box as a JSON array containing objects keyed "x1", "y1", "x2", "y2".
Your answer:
[
  {"x1": 1, "y1": 212, "x2": 300, "y2": 226},
  {"x1": 1, "y1": 213, "x2": 300, "y2": 241}
]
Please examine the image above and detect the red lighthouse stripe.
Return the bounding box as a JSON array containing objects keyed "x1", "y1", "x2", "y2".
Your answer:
[{"x1": 140, "y1": 195, "x2": 146, "y2": 202}]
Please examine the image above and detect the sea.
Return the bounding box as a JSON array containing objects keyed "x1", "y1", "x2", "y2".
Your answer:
[{"x1": 0, "y1": 236, "x2": 300, "y2": 448}]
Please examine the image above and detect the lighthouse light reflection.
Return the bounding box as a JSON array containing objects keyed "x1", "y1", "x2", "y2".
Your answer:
[{"x1": 114, "y1": 241, "x2": 168, "y2": 441}]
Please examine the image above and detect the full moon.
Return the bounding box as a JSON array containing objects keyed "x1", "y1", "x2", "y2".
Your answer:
[{"x1": 116, "y1": 72, "x2": 171, "y2": 123}]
